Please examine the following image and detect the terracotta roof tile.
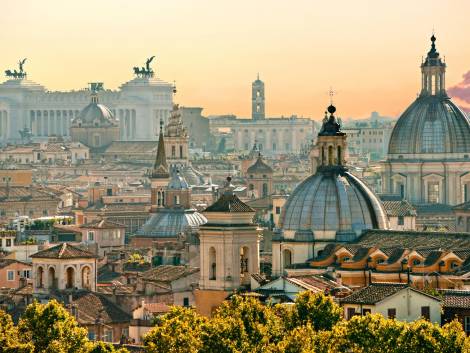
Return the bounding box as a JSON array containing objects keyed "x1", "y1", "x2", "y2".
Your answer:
[
  {"x1": 31, "y1": 243, "x2": 97, "y2": 259},
  {"x1": 204, "y1": 193, "x2": 254, "y2": 213}
]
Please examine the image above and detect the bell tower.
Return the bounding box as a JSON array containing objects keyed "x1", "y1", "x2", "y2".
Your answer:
[
  {"x1": 421, "y1": 34, "x2": 446, "y2": 96},
  {"x1": 252, "y1": 74, "x2": 265, "y2": 120},
  {"x1": 310, "y1": 104, "x2": 347, "y2": 174}
]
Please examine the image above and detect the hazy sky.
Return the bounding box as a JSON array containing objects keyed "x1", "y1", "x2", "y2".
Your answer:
[{"x1": 2, "y1": 0, "x2": 470, "y2": 119}]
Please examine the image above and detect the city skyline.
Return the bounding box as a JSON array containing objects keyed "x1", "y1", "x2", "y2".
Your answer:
[{"x1": 2, "y1": 0, "x2": 470, "y2": 119}]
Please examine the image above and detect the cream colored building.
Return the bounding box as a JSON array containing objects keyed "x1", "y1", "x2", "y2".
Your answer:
[
  {"x1": 381, "y1": 36, "x2": 470, "y2": 206},
  {"x1": 195, "y1": 177, "x2": 261, "y2": 316},
  {"x1": 341, "y1": 283, "x2": 441, "y2": 323},
  {"x1": 31, "y1": 243, "x2": 97, "y2": 294}
]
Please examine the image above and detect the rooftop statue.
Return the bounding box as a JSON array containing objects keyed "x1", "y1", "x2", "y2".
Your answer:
[
  {"x1": 133, "y1": 56, "x2": 155, "y2": 78},
  {"x1": 5, "y1": 58, "x2": 27, "y2": 79}
]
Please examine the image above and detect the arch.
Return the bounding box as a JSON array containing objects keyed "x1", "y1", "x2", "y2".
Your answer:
[
  {"x1": 209, "y1": 247, "x2": 216, "y2": 280},
  {"x1": 81, "y1": 266, "x2": 91, "y2": 289},
  {"x1": 66, "y1": 267, "x2": 75, "y2": 289},
  {"x1": 283, "y1": 249, "x2": 292, "y2": 268},
  {"x1": 321, "y1": 146, "x2": 325, "y2": 165},
  {"x1": 179, "y1": 145, "x2": 183, "y2": 158},
  {"x1": 48, "y1": 267, "x2": 56, "y2": 289},
  {"x1": 240, "y1": 246, "x2": 249, "y2": 274},
  {"x1": 337, "y1": 146, "x2": 342, "y2": 165},
  {"x1": 328, "y1": 145, "x2": 334, "y2": 165},
  {"x1": 37, "y1": 266, "x2": 44, "y2": 288}
]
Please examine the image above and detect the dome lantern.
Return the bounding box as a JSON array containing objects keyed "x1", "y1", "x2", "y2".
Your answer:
[{"x1": 421, "y1": 34, "x2": 446, "y2": 96}]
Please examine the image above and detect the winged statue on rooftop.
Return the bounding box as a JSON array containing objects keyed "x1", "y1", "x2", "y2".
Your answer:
[{"x1": 133, "y1": 56, "x2": 155, "y2": 78}]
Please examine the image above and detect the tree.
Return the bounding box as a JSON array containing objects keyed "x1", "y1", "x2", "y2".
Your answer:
[
  {"x1": 0, "y1": 309, "x2": 33, "y2": 353},
  {"x1": 18, "y1": 300, "x2": 89, "y2": 353},
  {"x1": 144, "y1": 306, "x2": 207, "y2": 353},
  {"x1": 88, "y1": 342, "x2": 129, "y2": 353},
  {"x1": 288, "y1": 291, "x2": 342, "y2": 331}
]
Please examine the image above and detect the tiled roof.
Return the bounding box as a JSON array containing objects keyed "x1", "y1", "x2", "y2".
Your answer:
[
  {"x1": 340, "y1": 283, "x2": 409, "y2": 304},
  {"x1": 103, "y1": 141, "x2": 158, "y2": 154},
  {"x1": 63, "y1": 291, "x2": 131, "y2": 325},
  {"x1": 382, "y1": 200, "x2": 417, "y2": 217},
  {"x1": 440, "y1": 290, "x2": 470, "y2": 308},
  {"x1": 142, "y1": 265, "x2": 199, "y2": 283},
  {"x1": 204, "y1": 193, "x2": 254, "y2": 213},
  {"x1": 0, "y1": 186, "x2": 62, "y2": 202},
  {"x1": 341, "y1": 283, "x2": 440, "y2": 305},
  {"x1": 0, "y1": 259, "x2": 30, "y2": 269},
  {"x1": 355, "y1": 230, "x2": 470, "y2": 250},
  {"x1": 142, "y1": 302, "x2": 170, "y2": 314},
  {"x1": 80, "y1": 219, "x2": 125, "y2": 229},
  {"x1": 31, "y1": 243, "x2": 97, "y2": 259},
  {"x1": 414, "y1": 203, "x2": 454, "y2": 215}
]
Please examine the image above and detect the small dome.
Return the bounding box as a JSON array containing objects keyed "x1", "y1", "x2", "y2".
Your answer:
[
  {"x1": 388, "y1": 95, "x2": 470, "y2": 155},
  {"x1": 168, "y1": 172, "x2": 189, "y2": 190},
  {"x1": 247, "y1": 155, "x2": 273, "y2": 174},
  {"x1": 73, "y1": 102, "x2": 117, "y2": 127},
  {"x1": 280, "y1": 170, "x2": 388, "y2": 241},
  {"x1": 135, "y1": 209, "x2": 206, "y2": 238}
]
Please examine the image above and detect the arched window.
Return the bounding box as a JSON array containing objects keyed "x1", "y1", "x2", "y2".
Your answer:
[
  {"x1": 321, "y1": 146, "x2": 325, "y2": 165},
  {"x1": 48, "y1": 267, "x2": 56, "y2": 289},
  {"x1": 337, "y1": 146, "x2": 342, "y2": 165},
  {"x1": 162, "y1": 191, "x2": 165, "y2": 206},
  {"x1": 283, "y1": 249, "x2": 292, "y2": 268},
  {"x1": 171, "y1": 146, "x2": 176, "y2": 157},
  {"x1": 328, "y1": 146, "x2": 334, "y2": 165},
  {"x1": 157, "y1": 191, "x2": 161, "y2": 206},
  {"x1": 66, "y1": 267, "x2": 75, "y2": 289},
  {"x1": 179, "y1": 145, "x2": 183, "y2": 158},
  {"x1": 174, "y1": 195, "x2": 180, "y2": 205},
  {"x1": 240, "y1": 246, "x2": 249, "y2": 274},
  {"x1": 209, "y1": 247, "x2": 216, "y2": 280},
  {"x1": 37, "y1": 266, "x2": 44, "y2": 288},
  {"x1": 82, "y1": 266, "x2": 91, "y2": 289}
]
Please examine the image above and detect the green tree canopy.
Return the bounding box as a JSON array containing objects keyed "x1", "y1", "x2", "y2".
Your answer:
[{"x1": 18, "y1": 299, "x2": 89, "y2": 353}]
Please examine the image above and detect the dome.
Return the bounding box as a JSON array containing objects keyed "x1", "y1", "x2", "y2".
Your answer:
[
  {"x1": 135, "y1": 209, "x2": 206, "y2": 238},
  {"x1": 280, "y1": 170, "x2": 388, "y2": 241},
  {"x1": 247, "y1": 155, "x2": 273, "y2": 174},
  {"x1": 388, "y1": 95, "x2": 470, "y2": 155},
  {"x1": 73, "y1": 101, "x2": 117, "y2": 127}
]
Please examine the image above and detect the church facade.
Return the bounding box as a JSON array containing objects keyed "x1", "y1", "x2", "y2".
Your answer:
[{"x1": 0, "y1": 59, "x2": 174, "y2": 143}]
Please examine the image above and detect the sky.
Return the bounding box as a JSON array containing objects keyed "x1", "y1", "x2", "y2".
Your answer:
[{"x1": 2, "y1": 0, "x2": 470, "y2": 120}]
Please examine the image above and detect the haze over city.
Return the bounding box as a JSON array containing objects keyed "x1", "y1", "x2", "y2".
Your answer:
[{"x1": 3, "y1": 0, "x2": 470, "y2": 118}]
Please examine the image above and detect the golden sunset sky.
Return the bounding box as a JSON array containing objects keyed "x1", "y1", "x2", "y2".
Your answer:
[{"x1": 2, "y1": 0, "x2": 470, "y2": 119}]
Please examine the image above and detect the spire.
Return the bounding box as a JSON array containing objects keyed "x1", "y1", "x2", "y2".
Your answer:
[{"x1": 150, "y1": 119, "x2": 169, "y2": 179}]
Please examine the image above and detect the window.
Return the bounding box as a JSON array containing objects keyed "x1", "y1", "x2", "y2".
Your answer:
[
  {"x1": 387, "y1": 308, "x2": 396, "y2": 319},
  {"x1": 398, "y1": 216, "x2": 404, "y2": 226},
  {"x1": 103, "y1": 330, "x2": 113, "y2": 342},
  {"x1": 275, "y1": 206, "x2": 281, "y2": 215},
  {"x1": 22, "y1": 270, "x2": 31, "y2": 278},
  {"x1": 0, "y1": 239, "x2": 2, "y2": 247},
  {"x1": 183, "y1": 297, "x2": 190, "y2": 307},
  {"x1": 6, "y1": 239, "x2": 11, "y2": 247},
  {"x1": 7, "y1": 270, "x2": 14, "y2": 281},
  {"x1": 465, "y1": 317, "x2": 470, "y2": 334},
  {"x1": 412, "y1": 259, "x2": 421, "y2": 266},
  {"x1": 421, "y1": 306, "x2": 430, "y2": 320},
  {"x1": 421, "y1": 120, "x2": 444, "y2": 153},
  {"x1": 42, "y1": 210, "x2": 48, "y2": 216},
  {"x1": 362, "y1": 308, "x2": 371, "y2": 315},
  {"x1": 88, "y1": 331, "x2": 96, "y2": 340},
  {"x1": 347, "y1": 308, "x2": 356, "y2": 319},
  {"x1": 88, "y1": 231, "x2": 94, "y2": 242},
  {"x1": 179, "y1": 145, "x2": 183, "y2": 158},
  {"x1": 171, "y1": 146, "x2": 176, "y2": 157},
  {"x1": 428, "y1": 182, "x2": 440, "y2": 203}
]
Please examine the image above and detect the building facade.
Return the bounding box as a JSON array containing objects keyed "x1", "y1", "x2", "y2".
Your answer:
[{"x1": 0, "y1": 60, "x2": 173, "y2": 143}]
